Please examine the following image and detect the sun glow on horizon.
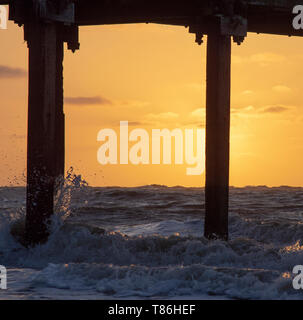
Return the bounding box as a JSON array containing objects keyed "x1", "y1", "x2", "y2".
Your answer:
[{"x1": 1, "y1": 23, "x2": 303, "y2": 187}]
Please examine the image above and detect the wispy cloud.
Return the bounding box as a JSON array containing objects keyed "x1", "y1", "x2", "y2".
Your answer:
[
  {"x1": 189, "y1": 108, "x2": 205, "y2": 119},
  {"x1": 127, "y1": 121, "x2": 147, "y2": 126},
  {"x1": 272, "y1": 85, "x2": 291, "y2": 93},
  {"x1": 232, "y1": 52, "x2": 286, "y2": 66},
  {"x1": 250, "y1": 53, "x2": 286, "y2": 64},
  {"x1": 65, "y1": 96, "x2": 112, "y2": 106},
  {"x1": 241, "y1": 90, "x2": 254, "y2": 95},
  {"x1": 180, "y1": 120, "x2": 205, "y2": 128},
  {"x1": 261, "y1": 106, "x2": 289, "y2": 113},
  {"x1": 231, "y1": 105, "x2": 290, "y2": 117},
  {"x1": 119, "y1": 100, "x2": 151, "y2": 108},
  {"x1": 0, "y1": 65, "x2": 27, "y2": 78},
  {"x1": 145, "y1": 112, "x2": 179, "y2": 121}
]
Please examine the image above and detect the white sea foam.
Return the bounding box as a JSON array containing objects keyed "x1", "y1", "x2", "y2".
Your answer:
[{"x1": 1, "y1": 184, "x2": 303, "y2": 299}]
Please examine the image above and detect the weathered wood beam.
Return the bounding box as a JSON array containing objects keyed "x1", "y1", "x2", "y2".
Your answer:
[
  {"x1": 75, "y1": 0, "x2": 193, "y2": 25},
  {"x1": 6, "y1": 1, "x2": 303, "y2": 37},
  {"x1": 74, "y1": 0, "x2": 303, "y2": 37},
  {"x1": 25, "y1": 22, "x2": 64, "y2": 246},
  {"x1": 204, "y1": 28, "x2": 231, "y2": 241}
]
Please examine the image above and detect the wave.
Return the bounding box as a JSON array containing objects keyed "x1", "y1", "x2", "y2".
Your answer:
[{"x1": 1, "y1": 178, "x2": 303, "y2": 299}]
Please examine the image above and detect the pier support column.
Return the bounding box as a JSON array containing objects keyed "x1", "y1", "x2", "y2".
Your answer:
[
  {"x1": 25, "y1": 22, "x2": 65, "y2": 246},
  {"x1": 204, "y1": 29, "x2": 231, "y2": 241}
]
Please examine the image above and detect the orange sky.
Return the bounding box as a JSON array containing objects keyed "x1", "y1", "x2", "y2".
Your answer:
[{"x1": 1, "y1": 17, "x2": 303, "y2": 187}]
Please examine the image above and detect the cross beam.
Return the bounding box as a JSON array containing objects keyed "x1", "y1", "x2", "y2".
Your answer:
[
  {"x1": 7, "y1": 1, "x2": 303, "y2": 37},
  {"x1": 73, "y1": 0, "x2": 303, "y2": 37},
  {"x1": 4, "y1": 0, "x2": 303, "y2": 244}
]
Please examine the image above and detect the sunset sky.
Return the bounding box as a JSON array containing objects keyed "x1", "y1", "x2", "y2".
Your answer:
[{"x1": 1, "y1": 15, "x2": 303, "y2": 187}]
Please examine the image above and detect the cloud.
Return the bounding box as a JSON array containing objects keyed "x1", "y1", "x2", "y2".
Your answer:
[
  {"x1": 127, "y1": 121, "x2": 147, "y2": 126},
  {"x1": 65, "y1": 96, "x2": 112, "y2": 106},
  {"x1": 250, "y1": 53, "x2": 286, "y2": 64},
  {"x1": 241, "y1": 90, "x2": 254, "y2": 95},
  {"x1": 189, "y1": 108, "x2": 205, "y2": 119},
  {"x1": 231, "y1": 105, "x2": 256, "y2": 117},
  {"x1": 119, "y1": 100, "x2": 151, "y2": 108},
  {"x1": 243, "y1": 105, "x2": 255, "y2": 112},
  {"x1": 180, "y1": 120, "x2": 205, "y2": 128},
  {"x1": 272, "y1": 85, "x2": 291, "y2": 93},
  {"x1": 232, "y1": 53, "x2": 286, "y2": 66},
  {"x1": 145, "y1": 112, "x2": 179, "y2": 121},
  {"x1": 232, "y1": 105, "x2": 290, "y2": 117},
  {"x1": 260, "y1": 106, "x2": 289, "y2": 113},
  {"x1": 65, "y1": 96, "x2": 149, "y2": 109},
  {"x1": 0, "y1": 65, "x2": 27, "y2": 78}
]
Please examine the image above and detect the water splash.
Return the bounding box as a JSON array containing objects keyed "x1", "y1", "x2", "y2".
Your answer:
[
  {"x1": 52, "y1": 167, "x2": 88, "y2": 233},
  {"x1": 7, "y1": 167, "x2": 89, "y2": 245}
]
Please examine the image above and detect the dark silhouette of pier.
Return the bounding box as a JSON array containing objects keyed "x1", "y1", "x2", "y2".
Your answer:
[{"x1": 2, "y1": 0, "x2": 303, "y2": 245}]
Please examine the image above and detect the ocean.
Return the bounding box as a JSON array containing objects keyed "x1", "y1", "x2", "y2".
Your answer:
[{"x1": 1, "y1": 174, "x2": 303, "y2": 300}]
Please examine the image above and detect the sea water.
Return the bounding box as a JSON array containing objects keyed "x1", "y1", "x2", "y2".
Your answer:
[{"x1": 0, "y1": 176, "x2": 303, "y2": 299}]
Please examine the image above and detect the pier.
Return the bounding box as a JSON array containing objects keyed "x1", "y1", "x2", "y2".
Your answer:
[{"x1": 2, "y1": 0, "x2": 303, "y2": 245}]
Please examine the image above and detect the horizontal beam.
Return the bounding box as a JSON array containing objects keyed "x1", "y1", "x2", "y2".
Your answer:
[
  {"x1": 74, "y1": 0, "x2": 303, "y2": 37},
  {"x1": 247, "y1": 1, "x2": 303, "y2": 36},
  {"x1": 5, "y1": 0, "x2": 303, "y2": 37}
]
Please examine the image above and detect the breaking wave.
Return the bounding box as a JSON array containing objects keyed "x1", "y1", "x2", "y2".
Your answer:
[{"x1": 1, "y1": 177, "x2": 303, "y2": 299}]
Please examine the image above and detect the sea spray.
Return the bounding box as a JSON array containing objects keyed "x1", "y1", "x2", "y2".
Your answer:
[
  {"x1": 7, "y1": 167, "x2": 89, "y2": 246},
  {"x1": 1, "y1": 185, "x2": 303, "y2": 299},
  {"x1": 51, "y1": 167, "x2": 88, "y2": 234}
]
